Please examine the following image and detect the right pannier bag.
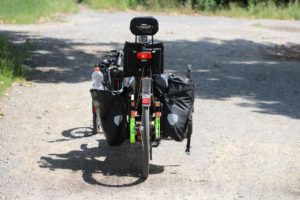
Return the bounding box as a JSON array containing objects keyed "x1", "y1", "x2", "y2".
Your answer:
[{"x1": 162, "y1": 75, "x2": 195, "y2": 141}]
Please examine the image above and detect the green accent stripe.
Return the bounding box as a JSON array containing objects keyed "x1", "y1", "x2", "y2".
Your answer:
[
  {"x1": 155, "y1": 117, "x2": 160, "y2": 139},
  {"x1": 130, "y1": 117, "x2": 136, "y2": 143}
]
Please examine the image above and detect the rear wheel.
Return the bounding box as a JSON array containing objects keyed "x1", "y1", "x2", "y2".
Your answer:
[
  {"x1": 92, "y1": 112, "x2": 101, "y2": 134},
  {"x1": 141, "y1": 106, "x2": 150, "y2": 179},
  {"x1": 92, "y1": 112, "x2": 98, "y2": 134}
]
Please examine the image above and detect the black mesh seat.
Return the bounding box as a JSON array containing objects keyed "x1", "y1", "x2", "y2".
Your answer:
[{"x1": 130, "y1": 17, "x2": 159, "y2": 36}]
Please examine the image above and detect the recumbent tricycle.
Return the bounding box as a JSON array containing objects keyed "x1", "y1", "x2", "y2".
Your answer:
[{"x1": 90, "y1": 17, "x2": 195, "y2": 179}]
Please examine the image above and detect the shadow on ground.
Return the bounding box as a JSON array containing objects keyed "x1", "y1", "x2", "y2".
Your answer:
[
  {"x1": 1, "y1": 30, "x2": 300, "y2": 119},
  {"x1": 48, "y1": 127, "x2": 98, "y2": 143},
  {"x1": 40, "y1": 138, "x2": 164, "y2": 187}
]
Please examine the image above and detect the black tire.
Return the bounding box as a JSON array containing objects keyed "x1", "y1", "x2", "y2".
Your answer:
[{"x1": 141, "y1": 106, "x2": 150, "y2": 179}]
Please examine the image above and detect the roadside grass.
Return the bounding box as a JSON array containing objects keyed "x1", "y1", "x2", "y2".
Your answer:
[
  {"x1": 0, "y1": 36, "x2": 30, "y2": 97},
  {"x1": 82, "y1": 0, "x2": 188, "y2": 11},
  {"x1": 81, "y1": 0, "x2": 300, "y2": 20},
  {"x1": 0, "y1": 0, "x2": 299, "y2": 23},
  {"x1": 215, "y1": 2, "x2": 300, "y2": 20},
  {"x1": 151, "y1": 1, "x2": 300, "y2": 20},
  {"x1": 0, "y1": 0, "x2": 78, "y2": 24},
  {"x1": 81, "y1": 0, "x2": 129, "y2": 10}
]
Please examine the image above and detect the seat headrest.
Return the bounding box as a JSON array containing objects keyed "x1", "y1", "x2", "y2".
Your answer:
[{"x1": 130, "y1": 17, "x2": 159, "y2": 36}]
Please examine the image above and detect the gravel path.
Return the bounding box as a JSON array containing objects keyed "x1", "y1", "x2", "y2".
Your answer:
[{"x1": 0, "y1": 8, "x2": 300, "y2": 200}]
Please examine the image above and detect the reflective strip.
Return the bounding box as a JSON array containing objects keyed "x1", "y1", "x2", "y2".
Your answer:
[
  {"x1": 113, "y1": 115, "x2": 122, "y2": 126},
  {"x1": 167, "y1": 114, "x2": 178, "y2": 125}
]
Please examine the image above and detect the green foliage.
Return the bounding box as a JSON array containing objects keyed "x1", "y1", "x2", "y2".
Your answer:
[
  {"x1": 0, "y1": 0, "x2": 78, "y2": 24},
  {"x1": 80, "y1": 0, "x2": 300, "y2": 19},
  {"x1": 0, "y1": 36, "x2": 29, "y2": 96},
  {"x1": 199, "y1": 0, "x2": 219, "y2": 11},
  {"x1": 128, "y1": 0, "x2": 138, "y2": 7},
  {"x1": 216, "y1": 0, "x2": 300, "y2": 19},
  {"x1": 288, "y1": 1, "x2": 300, "y2": 19},
  {"x1": 0, "y1": 0, "x2": 299, "y2": 22},
  {"x1": 82, "y1": 0, "x2": 130, "y2": 9},
  {"x1": 81, "y1": 0, "x2": 183, "y2": 10}
]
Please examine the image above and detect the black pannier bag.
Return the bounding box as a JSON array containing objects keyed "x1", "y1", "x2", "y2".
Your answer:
[
  {"x1": 161, "y1": 75, "x2": 195, "y2": 142},
  {"x1": 90, "y1": 89, "x2": 128, "y2": 146},
  {"x1": 153, "y1": 73, "x2": 169, "y2": 98}
]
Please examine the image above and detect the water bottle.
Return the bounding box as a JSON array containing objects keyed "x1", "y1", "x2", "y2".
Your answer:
[
  {"x1": 92, "y1": 67, "x2": 104, "y2": 90},
  {"x1": 116, "y1": 50, "x2": 123, "y2": 67}
]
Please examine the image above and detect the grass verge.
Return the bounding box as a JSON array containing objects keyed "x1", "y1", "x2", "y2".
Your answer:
[
  {"x1": 0, "y1": 36, "x2": 30, "y2": 97},
  {"x1": 0, "y1": 0, "x2": 299, "y2": 23},
  {"x1": 81, "y1": 0, "x2": 300, "y2": 20},
  {"x1": 0, "y1": 0, "x2": 78, "y2": 24},
  {"x1": 215, "y1": 2, "x2": 300, "y2": 20},
  {"x1": 81, "y1": 0, "x2": 129, "y2": 10}
]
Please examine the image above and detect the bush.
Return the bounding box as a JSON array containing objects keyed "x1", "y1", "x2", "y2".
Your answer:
[
  {"x1": 0, "y1": 36, "x2": 29, "y2": 96},
  {"x1": 80, "y1": 0, "x2": 300, "y2": 16}
]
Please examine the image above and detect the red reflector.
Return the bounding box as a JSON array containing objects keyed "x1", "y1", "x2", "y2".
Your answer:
[
  {"x1": 94, "y1": 66, "x2": 100, "y2": 72},
  {"x1": 130, "y1": 111, "x2": 136, "y2": 117},
  {"x1": 92, "y1": 106, "x2": 96, "y2": 113},
  {"x1": 137, "y1": 52, "x2": 152, "y2": 60},
  {"x1": 142, "y1": 98, "x2": 151, "y2": 105}
]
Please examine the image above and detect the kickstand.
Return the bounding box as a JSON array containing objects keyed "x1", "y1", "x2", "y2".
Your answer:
[{"x1": 185, "y1": 135, "x2": 191, "y2": 155}]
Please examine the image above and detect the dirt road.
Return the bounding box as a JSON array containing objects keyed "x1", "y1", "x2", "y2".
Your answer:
[{"x1": 0, "y1": 8, "x2": 300, "y2": 200}]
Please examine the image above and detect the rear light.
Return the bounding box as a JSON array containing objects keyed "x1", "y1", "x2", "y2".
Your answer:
[
  {"x1": 137, "y1": 51, "x2": 152, "y2": 60},
  {"x1": 142, "y1": 97, "x2": 151, "y2": 105}
]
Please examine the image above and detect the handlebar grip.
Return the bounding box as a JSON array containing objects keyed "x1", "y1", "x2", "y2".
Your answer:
[
  {"x1": 186, "y1": 64, "x2": 192, "y2": 79},
  {"x1": 98, "y1": 50, "x2": 123, "y2": 68}
]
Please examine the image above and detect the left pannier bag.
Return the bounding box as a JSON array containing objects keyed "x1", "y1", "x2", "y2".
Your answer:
[{"x1": 90, "y1": 89, "x2": 128, "y2": 146}]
